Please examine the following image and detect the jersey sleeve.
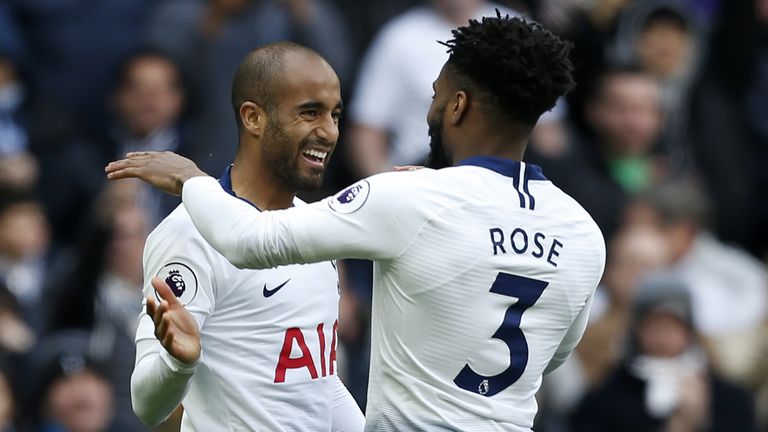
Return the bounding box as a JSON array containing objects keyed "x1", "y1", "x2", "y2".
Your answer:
[
  {"x1": 130, "y1": 218, "x2": 217, "y2": 426},
  {"x1": 544, "y1": 293, "x2": 595, "y2": 375},
  {"x1": 181, "y1": 174, "x2": 424, "y2": 269}
]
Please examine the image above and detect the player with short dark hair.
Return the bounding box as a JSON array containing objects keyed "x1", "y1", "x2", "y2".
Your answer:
[
  {"x1": 127, "y1": 42, "x2": 363, "y2": 431},
  {"x1": 109, "y1": 15, "x2": 605, "y2": 431}
]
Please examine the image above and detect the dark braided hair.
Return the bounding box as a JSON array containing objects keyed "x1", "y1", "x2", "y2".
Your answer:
[{"x1": 439, "y1": 11, "x2": 575, "y2": 126}]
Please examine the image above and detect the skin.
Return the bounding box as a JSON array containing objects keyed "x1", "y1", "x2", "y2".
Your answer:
[
  {"x1": 106, "y1": 62, "x2": 520, "y2": 190},
  {"x1": 104, "y1": 61, "x2": 528, "y2": 364},
  {"x1": 106, "y1": 47, "x2": 342, "y2": 364},
  {"x1": 46, "y1": 371, "x2": 113, "y2": 432},
  {"x1": 114, "y1": 55, "x2": 184, "y2": 139},
  {"x1": 426, "y1": 64, "x2": 528, "y2": 164},
  {"x1": 586, "y1": 72, "x2": 663, "y2": 158}
]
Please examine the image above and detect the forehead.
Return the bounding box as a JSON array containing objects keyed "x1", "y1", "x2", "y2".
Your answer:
[
  {"x1": 434, "y1": 63, "x2": 450, "y2": 89},
  {"x1": 273, "y1": 52, "x2": 341, "y2": 106}
]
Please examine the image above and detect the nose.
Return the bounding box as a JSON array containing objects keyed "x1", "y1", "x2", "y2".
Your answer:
[{"x1": 315, "y1": 113, "x2": 339, "y2": 143}]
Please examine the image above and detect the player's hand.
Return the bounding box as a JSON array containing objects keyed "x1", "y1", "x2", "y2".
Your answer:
[
  {"x1": 392, "y1": 165, "x2": 424, "y2": 172},
  {"x1": 147, "y1": 277, "x2": 201, "y2": 365},
  {"x1": 105, "y1": 151, "x2": 208, "y2": 196}
]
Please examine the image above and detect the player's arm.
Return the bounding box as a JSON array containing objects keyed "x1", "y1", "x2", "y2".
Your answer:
[
  {"x1": 544, "y1": 294, "x2": 594, "y2": 374},
  {"x1": 106, "y1": 151, "x2": 418, "y2": 267},
  {"x1": 131, "y1": 227, "x2": 216, "y2": 426},
  {"x1": 331, "y1": 376, "x2": 365, "y2": 432},
  {"x1": 180, "y1": 174, "x2": 416, "y2": 269}
]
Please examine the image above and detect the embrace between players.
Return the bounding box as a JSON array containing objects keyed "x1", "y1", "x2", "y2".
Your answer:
[{"x1": 106, "y1": 13, "x2": 605, "y2": 432}]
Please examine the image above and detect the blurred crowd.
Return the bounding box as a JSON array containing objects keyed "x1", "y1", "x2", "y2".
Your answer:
[{"x1": 0, "y1": 0, "x2": 766, "y2": 431}]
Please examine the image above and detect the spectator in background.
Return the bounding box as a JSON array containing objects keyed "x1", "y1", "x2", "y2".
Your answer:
[
  {"x1": 30, "y1": 331, "x2": 115, "y2": 432},
  {"x1": 0, "y1": 361, "x2": 17, "y2": 432},
  {"x1": 549, "y1": 66, "x2": 666, "y2": 241},
  {"x1": 688, "y1": 0, "x2": 768, "y2": 256},
  {"x1": 144, "y1": 0, "x2": 351, "y2": 174},
  {"x1": 571, "y1": 273, "x2": 756, "y2": 432},
  {"x1": 38, "y1": 49, "x2": 189, "y2": 244},
  {"x1": 0, "y1": 281, "x2": 34, "y2": 356},
  {"x1": 0, "y1": 187, "x2": 51, "y2": 336},
  {"x1": 345, "y1": 0, "x2": 516, "y2": 178},
  {"x1": 0, "y1": 54, "x2": 36, "y2": 191},
  {"x1": 626, "y1": 179, "x2": 768, "y2": 391},
  {"x1": 559, "y1": 0, "x2": 632, "y2": 134},
  {"x1": 46, "y1": 182, "x2": 148, "y2": 431},
  {"x1": 611, "y1": 0, "x2": 706, "y2": 169},
  {"x1": 0, "y1": 0, "x2": 152, "y2": 142}
]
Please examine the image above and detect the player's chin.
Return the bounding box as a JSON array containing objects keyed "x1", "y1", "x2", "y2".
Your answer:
[{"x1": 295, "y1": 170, "x2": 324, "y2": 190}]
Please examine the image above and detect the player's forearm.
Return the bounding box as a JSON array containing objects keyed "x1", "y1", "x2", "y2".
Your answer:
[{"x1": 131, "y1": 342, "x2": 199, "y2": 426}]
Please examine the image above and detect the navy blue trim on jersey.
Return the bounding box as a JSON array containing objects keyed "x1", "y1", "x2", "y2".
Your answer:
[
  {"x1": 523, "y1": 164, "x2": 537, "y2": 210},
  {"x1": 218, "y1": 164, "x2": 262, "y2": 211},
  {"x1": 511, "y1": 167, "x2": 527, "y2": 208},
  {"x1": 457, "y1": 156, "x2": 546, "y2": 181},
  {"x1": 458, "y1": 156, "x2": 546, "y2": 210}
]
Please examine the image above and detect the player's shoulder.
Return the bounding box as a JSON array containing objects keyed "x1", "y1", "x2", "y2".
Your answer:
[
  {"x1": 146, "y1": 204, "x2": 206, "y2": 249},
  {"x1": 366, "y1": 169, "x2": 445, "y2": 195}
]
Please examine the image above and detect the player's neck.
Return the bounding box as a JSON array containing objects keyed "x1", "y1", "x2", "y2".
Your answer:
[
  {"x1": 451, "y1": 134, "x2": 527, "y2": 164},
  {"x1": 229, "y1": 157, "x2": 296, "y2": 211}
]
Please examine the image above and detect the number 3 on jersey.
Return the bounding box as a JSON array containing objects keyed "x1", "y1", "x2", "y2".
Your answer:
[{"x1": 454, "y1": 272, "x2": 548, "y2": 397}]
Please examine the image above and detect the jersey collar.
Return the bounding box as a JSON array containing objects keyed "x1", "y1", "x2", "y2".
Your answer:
[
  {"x1": 218, "y1": 164, "x2": 262, "y2": 211},
  {"x1": 457, "y1": 156, "x2": 546, "y2": 180}
]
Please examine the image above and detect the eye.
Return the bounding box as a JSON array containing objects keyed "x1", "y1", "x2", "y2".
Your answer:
[
  {"x1": 301, "y1": 110, "x2": 319, "y2": 120},
  {"x1": 331, "y1": 111, "x2": 341, "y2": 123}
]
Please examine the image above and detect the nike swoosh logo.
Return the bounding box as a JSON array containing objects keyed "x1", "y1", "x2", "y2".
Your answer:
[{"x1": 263, "y1": 279, "x2": 291, "y2": 297}]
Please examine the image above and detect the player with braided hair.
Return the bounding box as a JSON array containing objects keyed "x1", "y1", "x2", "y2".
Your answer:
[{"x1": 108, "y1": 14, "x2": 604, "y2": 431}]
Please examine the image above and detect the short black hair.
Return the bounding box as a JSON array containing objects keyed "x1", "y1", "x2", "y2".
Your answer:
[
  {"x1": 0, "y1": 186, "x2": 37, "y2": 216},
  {"x1": 439, "y1": 11, "x2": 575, "y2": 126},
  {"x1": 111, "y1": 47, "x2": 192, "y2": 117},
  {"x1": 642, "y1": 7, "x2": 690, "y2": 33},
  {"x1": 589, "y1": 63, "x2": 650, "y2": 102},
  {"x1": 230, "y1": 41, "x2": 319, "y2": 129}
]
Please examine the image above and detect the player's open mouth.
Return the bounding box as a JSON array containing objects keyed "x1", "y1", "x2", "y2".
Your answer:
[{"x1": 301, "y1": 149, "x2": 328, "y2": 167}]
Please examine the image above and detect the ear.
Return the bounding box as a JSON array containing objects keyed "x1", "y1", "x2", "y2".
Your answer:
[
  {"x1": 448, "y1": 90, "x2": 469, "y2": 125},
  {"x1": 240, "y1": 102, "x2": 267, "y2": 137}
]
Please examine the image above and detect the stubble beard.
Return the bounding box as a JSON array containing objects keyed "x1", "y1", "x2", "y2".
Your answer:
[
  {"x1": 262, "y1": 119, "x2": 324, "y2": 191},
  {"x1": 426, "y1": 119, "x2": 452, "y2": 169}
]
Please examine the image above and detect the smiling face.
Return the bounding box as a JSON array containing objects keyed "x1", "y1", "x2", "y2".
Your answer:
[{"x1": 262, "y1": 51, "x2": 342, "y2": 190}]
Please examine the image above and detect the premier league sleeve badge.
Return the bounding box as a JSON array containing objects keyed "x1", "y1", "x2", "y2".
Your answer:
[{"x1": 156, "y1": 262, "x2": 199, "y2": 306}]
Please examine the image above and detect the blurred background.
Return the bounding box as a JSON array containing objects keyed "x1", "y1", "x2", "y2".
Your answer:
[{"x1": 0, "y1": 0, "x2": 767, "y2": 430}]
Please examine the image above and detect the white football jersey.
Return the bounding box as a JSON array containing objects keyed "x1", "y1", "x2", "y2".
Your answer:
[
  {"x1": 182, "y1": 157, "x2": 606, "y2": 431},
  {"x1": 133, "y1": 170, "x2": 357, "y2": 431}
]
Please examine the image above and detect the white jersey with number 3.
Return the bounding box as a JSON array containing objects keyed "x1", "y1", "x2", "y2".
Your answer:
[{"x1": 181, "y1": 156, "x2": 606, "y2": 431}]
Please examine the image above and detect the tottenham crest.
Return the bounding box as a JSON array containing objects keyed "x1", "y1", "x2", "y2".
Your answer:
[
  {"x1": 156, "y1": 262, "x2": 198, "y2": 306},
  {"x1": 328, "y1": 180, "x2": 370, "y2": 214}
]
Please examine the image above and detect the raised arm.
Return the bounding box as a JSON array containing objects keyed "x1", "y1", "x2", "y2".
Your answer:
[
  {"x1": 106, "y1": 150, "x2": 422, "y2": 270},
  {"x1": 180, "y1": 174, "x2": 414, "y2": 269}
]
